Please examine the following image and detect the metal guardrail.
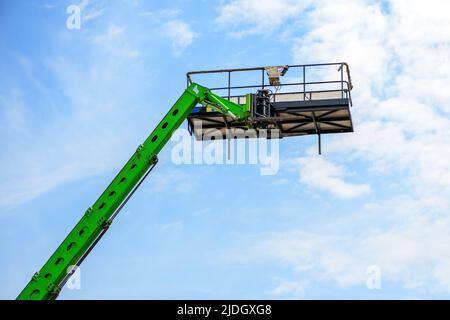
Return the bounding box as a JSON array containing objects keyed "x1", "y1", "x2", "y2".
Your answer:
[{"x1": 187, "y1": 62, "x2": 353, "y2": 107}]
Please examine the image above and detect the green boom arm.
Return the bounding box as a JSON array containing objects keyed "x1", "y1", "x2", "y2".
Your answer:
[{"x1": 17, "y1": 83, "x2": 247, "y2": 300}]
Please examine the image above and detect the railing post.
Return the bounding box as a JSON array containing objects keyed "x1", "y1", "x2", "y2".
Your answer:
[
  {"x1": 228, "y1": 71, "x2": 231, "y2": 100},
  {"x1": 261, "y1": 69, "x2": 265, "y2": 89},
  {"x1": 303, "y1": 65, "x2": 306, "y2": 101}
]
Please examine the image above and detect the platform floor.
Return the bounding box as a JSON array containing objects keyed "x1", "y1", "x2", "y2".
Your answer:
[{"x1": 187, "y1": 91, "x2": 353, "y2": 140}]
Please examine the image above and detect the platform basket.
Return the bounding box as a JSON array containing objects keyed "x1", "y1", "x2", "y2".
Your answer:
[{"x1": 186, "y1": 63, "x2": 353, "y2": 148}]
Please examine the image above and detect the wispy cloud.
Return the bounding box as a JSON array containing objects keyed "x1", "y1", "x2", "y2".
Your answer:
[
  {"x1": 287, "y1": 0, "x2": 450, "y2": 293},
  {"x1": 43, "y1": 3, "x2": 56, "y2": 9},
  {"x1": 139, "y1": 8, "x2": 196, "y2": 56},
  {"x1": 140, "y1": 8, "x2": 179, "y2": 21},
  {"x1": 291, "y1": 0, "x2": 450, "y2": 198},
  {"x1": 215, "y1": 0, "x2": 310, "y2": 37},
  {"x1": 295, "y1": 156, "x2": 371, "y2": 199},
  {"x1": 93, "y1": 23, "x2": 141, "y2": 59},
  {"x1": 162, "y1": 19, "x2": 197, "y2": 56},
  {"x1": 215, "y1": 0, "x2": 450, "y2": 295},
  {"x1": 75, "y1": 0, "x2": 105, "y2": 23},
  {"x1": 0, "y1": 23, "x2": 146, "y2": 211},
  {"x1": 156, "y1": 221, "x2": 184, "y2": 233},
  {"x1": 269, "y1": 278, "x2": 306, "y2": 298},
  {"x1": 145, "y1": 168, "x2": 199, "y2": 195},
  {"x1": 246, "y1": 201, "x2": 450, "y2": 295}
]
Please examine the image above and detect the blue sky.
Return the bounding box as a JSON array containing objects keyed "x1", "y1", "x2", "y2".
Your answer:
[{"x1": 1, "y1": 0, "x2": 450, "y2": 299}]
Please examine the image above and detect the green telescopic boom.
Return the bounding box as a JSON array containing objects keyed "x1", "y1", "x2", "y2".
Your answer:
[{"x1": 17, "y1": 83, "x2": 247, "y2": 300}]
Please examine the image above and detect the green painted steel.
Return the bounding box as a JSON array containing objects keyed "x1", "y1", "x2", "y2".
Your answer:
[
  {"x1": 17, "y1": 83, "x2": 245, "y2": 300},
  {"x1": 199, "y1": 89, "x2": 248, "y2": 120}
]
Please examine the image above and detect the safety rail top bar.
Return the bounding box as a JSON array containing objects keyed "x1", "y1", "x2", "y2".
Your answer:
[
  {"x1": 207, "y1": 80, "x2": 352, "y2": 91},
  {"x1": 186, "y1": 62, "x2": 351, "y2": 77}
]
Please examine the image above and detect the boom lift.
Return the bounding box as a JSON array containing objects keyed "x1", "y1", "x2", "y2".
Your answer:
[{"x1": 17, "y1": 63, "x2": 353, "y2": 300}]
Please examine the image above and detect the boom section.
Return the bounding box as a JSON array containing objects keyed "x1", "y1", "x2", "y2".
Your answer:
[{"x1": 17, "y1": 83, "x2": 245, "y2": 300}]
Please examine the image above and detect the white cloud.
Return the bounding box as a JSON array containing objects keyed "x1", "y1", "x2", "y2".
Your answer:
[
  {"x1": 95, "y1": 23, "x2": 125, "y2": 39},
  {"x1": 156, "y1": 221, "x2": 184, "y2": 233},
  {"x1": 162, "y1": 20, "x2": 197, "y2": 56},
  {"x1": 252, "y1": 214, "x2": 450, "y2": 294},
  {"x1": 0, "y1": 24, "x2": 147, "y2": 210},
  {"x1": 140, "y1": 8, "x2": 179, "y2": 21},
  {"x1": 216, "y1": 0, "x2": 450, "y2": 295},
  {"x1": 145, "y1": 168, "x2": 199, "y2": 195},
  {"x1": 291, "y1": 0, "x2": 450, "y2": 197},
  {"x1": 224, "y1": 196, "x2": 450, "y2": 296},
  {"x1": 83, "y1": 7, "x2": 105, "y2": 22},
  {"x1": 257, "y1": 230, "x2": 366, "y2": 288},
  {"x1": 296, "y1": 156, "x2": 371, "y2": 199},
  {"x1": 79, "y1": 0, "x2": 105, "y2": 23},
  {"x1": 290, "y1": 0, "x2": 450, "y2": 292},
  {"x1": 287, "y1": 0, "x2": 450, "y2": 293},
  {"x1": 93, "y1": 23, "x2": 141, "y2": 59},
  {"x1": 215, "y1": 0, "x2": 310, "y2": 37},
  {"x1": 269, "y1": 278, "x2": 306, "y2": 298}
]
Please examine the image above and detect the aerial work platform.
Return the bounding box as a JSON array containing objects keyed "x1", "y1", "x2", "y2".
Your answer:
[
  {"x1": 18, "y1": 62, "x2": 355, "y2": 300},
  {"x1": 187, "y1": 63, "x2": 353, "y2": 152}
]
